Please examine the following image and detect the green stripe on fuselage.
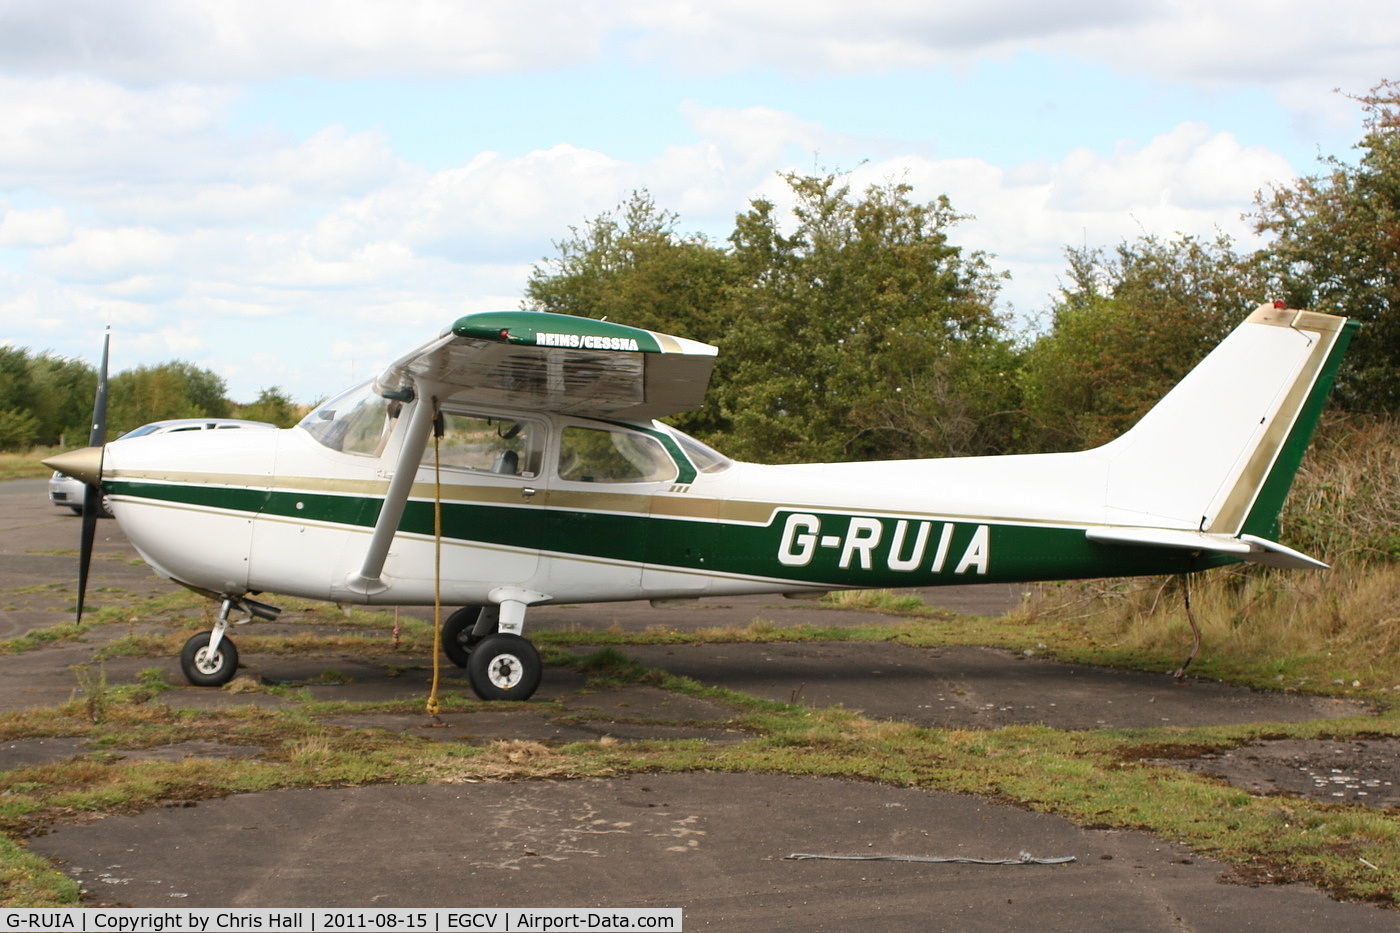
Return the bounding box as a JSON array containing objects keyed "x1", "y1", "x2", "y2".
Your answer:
[{"x1": 108, "y1": 479, "x2": 1225, "y2": 589}]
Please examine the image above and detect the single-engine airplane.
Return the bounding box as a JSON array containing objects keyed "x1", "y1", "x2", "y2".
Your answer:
[{"x1": 46, "y1": 302, "x2": 1356, "y2": 701}]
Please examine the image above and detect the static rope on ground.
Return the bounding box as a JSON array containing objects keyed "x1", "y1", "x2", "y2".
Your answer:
[{"x1": 785, "y1": 851, "x2": 1076, "y2": 865}]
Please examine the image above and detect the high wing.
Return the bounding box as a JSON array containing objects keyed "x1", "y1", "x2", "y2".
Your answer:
[
  {"x1": 346, "y1": 310, "x2": 717, "y2": 598},
  {"x1": 375, "y1": 310, "x2": 719, "y2": 420}
]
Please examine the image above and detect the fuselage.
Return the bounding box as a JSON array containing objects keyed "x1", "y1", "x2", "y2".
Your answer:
[{"x1": 99, "y1": 388, "x2": 1207, "y2": 610}]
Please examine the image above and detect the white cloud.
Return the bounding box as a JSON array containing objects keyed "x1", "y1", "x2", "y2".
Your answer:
[
  {"x1": 0, "y1": 99, "x2": 1312, "y2": 396},
  {"x1": 0, "y1": 77, "x2": 236, "y2": 188},
  {"x1": 32, "y1": 227, "x2": 182, "y2": 283},
  {"x1": 678, "y1": 103, "x2": 841, "y2": 179},
  {"x1": 308, "y1": 145, "x2": 638, "y2": 264},
  {"x1": 250, "y1": 236, "x2": 419, "y2": 289},
  {"x1": 1, "y1": 0, "x2": 1386, "y2": 403},
  {"x1": 1043, "y1": 123, "x2": 1292, "y2": 213},
  {"x1": 621, "y1": 1, "x2": 1396, "y2": 118},
  {"x1": 0, "y1": 0, "x2": 612, "y2": 82},
  {"x1": 0, "y1": 205, "x2": 72, "y2": 247},
  {"x1": 103, "y1": 183, "x2": 296, "y2": 230},
  {"x1": 626, "y1": 0, "x2": 1154, "y2": 73},
  {"x1": 4, "y1": 1, "x2": 1395, "y2": 99},
  {"x1": 248, "y1": 126, "x2": 399, "y2": 195},
  {"x1": 839, "y1": 121, "x2": 1295, "y2": 312}
]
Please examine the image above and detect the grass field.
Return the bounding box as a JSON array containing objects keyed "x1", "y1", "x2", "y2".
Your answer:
[{"x1": 0, "y1": 449, "x2": 58, "y2": 482}]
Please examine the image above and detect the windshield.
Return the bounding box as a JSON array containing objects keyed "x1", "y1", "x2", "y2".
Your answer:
[
  {"x1": 299, "y1": 382, "x2": 399, "y2": 455},
  {"x1": 669, "y1": 426, "x2": 732, "y2": 473}
]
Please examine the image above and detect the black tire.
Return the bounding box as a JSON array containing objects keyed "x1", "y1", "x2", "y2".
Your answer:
[
  {"x1": 441, "y1": 606, "x2": 495, "y2": 667},
  {"x1": 180, "y1": 630, "x2": 240, "y2": 687},
  {"x1": 467, "y1": 633, "x2": 542, "y2": 701}
]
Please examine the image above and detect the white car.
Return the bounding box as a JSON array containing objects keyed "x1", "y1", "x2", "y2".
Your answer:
[{"x1": 50, "y1": 418, "x2": 278, "y2": 516}]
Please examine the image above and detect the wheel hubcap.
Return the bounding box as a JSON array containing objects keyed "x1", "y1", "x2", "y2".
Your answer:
[
  {"x1": 194, "y1": 647, "x2": 223, "y2": 675},
  {"x1": 486, "y1": 653, "x2": 523, "y2": 689}
]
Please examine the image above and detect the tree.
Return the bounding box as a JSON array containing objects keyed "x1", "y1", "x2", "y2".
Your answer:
[
  {"x1": 234, "y1": 386, "x2": 300, "y2": 427},
  {"x1": 28, "y1": 354, "x2": 98, "y2": 445},
  {"x1": 0, "y1": 348, "x2": 35, "y2": 421},
  {"x1": 0, "y1": 347, "x2": 41, "y2": 449},
  {"x1": 0, "y1": 348, "x2": 97, "y2": 449},
  {"x1": 109, "y1": 362, "x2": 231, "y2": 433},
  {"x1": 1020, "y1": 234, "x2": 1271, "y2": 450},
  {"x1": 0, "y1": 408, "x2": 40, "y2": 450},
  {"x1": 525, "y1": 190, "x2": 739, "y2": 437},
  {"x1": 526, "y1": 190, "x2": 737, "y2": 344},
  {"x1": 1253, "y1": 80, "x2": 1400, "y2": 411},
  {"x1": 712, "y1": 172, "x2": 1017, "y2": 462}
]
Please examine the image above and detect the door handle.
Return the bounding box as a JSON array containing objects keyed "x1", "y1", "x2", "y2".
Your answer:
[{"x1": 522, "y1": 487, "x2": 537, "y2": 499}]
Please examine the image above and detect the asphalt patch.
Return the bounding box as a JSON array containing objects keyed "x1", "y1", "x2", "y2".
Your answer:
[
  {"x1": 1151, "y1": 737, "x2": 1400, "y2": 809},
  {"x1": 322, "y1": 686, "x2": 750, "y2": 746},
  {"x1": 617, "y1": 642, "x2": 1370, "y2": 729},
  {"x1": 29, "y1": 773, "x2": 1400, "y2": 930}
]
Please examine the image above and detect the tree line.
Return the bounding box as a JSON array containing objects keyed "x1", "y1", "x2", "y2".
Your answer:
[
  {"x1": 0, "y1": 352, "x2": 301, "y2": 449},
  {"x1": 5, "y1": 82, "x2": 1396, "y2": 459}
]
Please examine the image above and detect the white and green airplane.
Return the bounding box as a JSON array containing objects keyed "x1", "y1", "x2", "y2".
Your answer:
[{"x1": 46, "y1": 302, "x2": 1356, "y2": 700}]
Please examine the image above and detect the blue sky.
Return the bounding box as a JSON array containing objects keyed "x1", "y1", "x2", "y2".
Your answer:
[{"x1": 0, "y1": 0, "x2": 1392, "y2": 404}]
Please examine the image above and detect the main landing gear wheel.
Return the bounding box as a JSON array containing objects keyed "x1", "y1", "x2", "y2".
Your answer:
[
  {"x1": 441, "y1": 606, "x2": 497, "y2": 667},
  {"x1": 467, "y1": 633, "x2": 542, "y2": 701},
  {"x1": 180, "y1": 631, "x2": 240, "y2": 687}
]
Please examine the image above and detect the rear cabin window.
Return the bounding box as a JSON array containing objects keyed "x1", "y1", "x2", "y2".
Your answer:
[{"x1": 557, "y1": 425, "x2": 676, "y2": 484}]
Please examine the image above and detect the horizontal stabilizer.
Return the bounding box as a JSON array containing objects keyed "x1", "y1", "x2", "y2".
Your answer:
[
  {"x1": 1085, "y1": 526, "x2": 1327, "y2": 570},
  {"x1": 1237, "y1": 534, "x2": 1330, "y2": 570}
]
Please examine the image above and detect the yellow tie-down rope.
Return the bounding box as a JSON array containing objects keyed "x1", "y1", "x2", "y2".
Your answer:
[{"x1": 426, "y1": 403, "x2": 444, "y2": 718}]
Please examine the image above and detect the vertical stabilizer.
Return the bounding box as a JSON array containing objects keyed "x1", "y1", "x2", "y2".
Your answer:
[{"x1": 1098, "y1": 303, "x2": 1356, "y2": 541}]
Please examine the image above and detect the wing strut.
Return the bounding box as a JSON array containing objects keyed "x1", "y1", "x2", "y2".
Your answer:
[{"x1": 346, "y1": 386, "x2": 438, "y2": 596}]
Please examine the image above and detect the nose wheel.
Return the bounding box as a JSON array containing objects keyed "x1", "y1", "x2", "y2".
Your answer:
[
  {"x1": 175, "y1": 597, "x2": 276, "y2": 687},
  {"x1": 467, "y1": 633, "x2": 542, "y2": 701},
  {"x1": 180, "y1": 630, "x2": 240, "y2": 686}
]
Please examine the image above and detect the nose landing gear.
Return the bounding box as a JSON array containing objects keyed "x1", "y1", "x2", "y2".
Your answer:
[{"x1": 178, "y1": 596, "x2": 281, "y2": 687}]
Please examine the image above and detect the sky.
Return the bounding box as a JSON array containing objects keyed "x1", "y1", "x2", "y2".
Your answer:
[{"x1": 1, "y1": 0, "x2": 1395, "y2": 405}]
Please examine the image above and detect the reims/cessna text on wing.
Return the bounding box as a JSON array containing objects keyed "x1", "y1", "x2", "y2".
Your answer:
[{"x1": 46, "y1": 303, "x2": 1357, "y2": 701}]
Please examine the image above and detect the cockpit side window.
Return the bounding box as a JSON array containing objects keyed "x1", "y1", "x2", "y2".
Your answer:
[
  {"x1": 557, "y1": 425, "x2": 677, "y2": 484},
  {"x1": 425, "y1": 412, "x2": 542, "y2": 477},
  {"x1": 299, "y1": 383, "x2": 398, "y2": 456}
]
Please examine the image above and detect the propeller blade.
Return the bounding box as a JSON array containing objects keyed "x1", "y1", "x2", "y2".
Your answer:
[
  {"x1": 90, "y1": 326, "x2": 109, "y2": 448},
  {"x1": 75, "y1": 327, "x2": 110, "y2": 626},
  {"x1": 76, "y1": 487, "x2": 99, "y2": 624}
]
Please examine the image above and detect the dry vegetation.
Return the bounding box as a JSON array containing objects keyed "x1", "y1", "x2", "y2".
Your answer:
[
  {"x1": 1021, "y1": 414, "x2": 1400, "y2": 690},
  {"x1": 0, "y1": 449, "x2": 60, "y2": 482}
]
